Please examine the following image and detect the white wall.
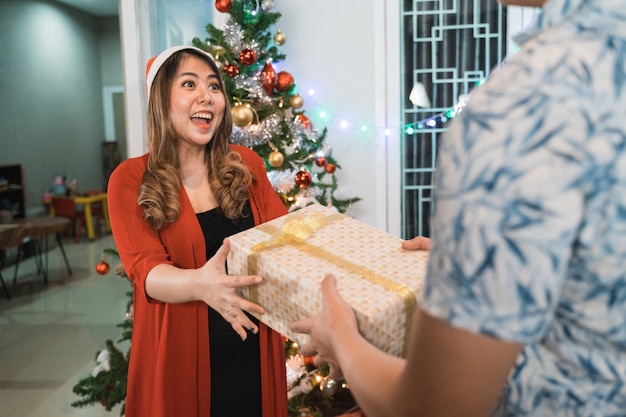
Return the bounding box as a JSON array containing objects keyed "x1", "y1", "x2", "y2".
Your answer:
[{"x1": 271, "y1": 0, "x2": 384, "y2": 229}]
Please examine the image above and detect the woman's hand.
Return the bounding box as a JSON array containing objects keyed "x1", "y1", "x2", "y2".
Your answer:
[
  {"x1": 291, "y1": 273, "x2": 360, "y2": 381},
  {"x1": 200, "y1": 239, "x2": 266, "y2": 340}
]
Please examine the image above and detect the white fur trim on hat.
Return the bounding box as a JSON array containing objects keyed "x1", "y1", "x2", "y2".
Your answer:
[{"x1": 145, "y1": 45, "x2": 215, "y2": 98}]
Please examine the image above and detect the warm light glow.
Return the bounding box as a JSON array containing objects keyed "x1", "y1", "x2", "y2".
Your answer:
[
  {"x1": 339, "y1": 120, "x2": 349, "y2": 129},
  {"x1": 308, "y1": 89, "x2": 316, "y2": 96},
  {"x1": 384, "y1": 128, "x2": 391, "y2": 136},
  {"x1": 319, "y1": 111, "x2": 327, "y2": 119}
]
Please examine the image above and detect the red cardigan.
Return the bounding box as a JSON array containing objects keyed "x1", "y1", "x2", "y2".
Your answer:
[{"x1": 107, "y1": 145, "x2": 289, "y2": 417}]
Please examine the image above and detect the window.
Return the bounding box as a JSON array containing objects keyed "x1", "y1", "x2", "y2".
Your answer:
[{"x1": 400, "y1": 0, "x2": 507, "y2": 238}]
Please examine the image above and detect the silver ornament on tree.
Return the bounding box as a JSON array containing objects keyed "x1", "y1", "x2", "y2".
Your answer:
[{"x1": 320, "y1": 376, "x2": 338, "y2": 395}]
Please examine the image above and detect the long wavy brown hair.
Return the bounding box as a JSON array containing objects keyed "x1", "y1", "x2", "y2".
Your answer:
[{"x1": 138, "y1": 48, "x2": 252, "y2": 231}]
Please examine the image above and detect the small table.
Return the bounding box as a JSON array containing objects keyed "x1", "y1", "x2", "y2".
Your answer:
[
  {"x1": 0, "y1": 224, "x2": 21, "y2": 247},
  {"x1": 12, "y1": 217, "x2": 73, "y2": 286}
]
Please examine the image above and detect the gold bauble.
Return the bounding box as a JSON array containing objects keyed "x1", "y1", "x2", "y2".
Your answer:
[
  {"x1": 232, "y1": 103, "x2": 254, "y2": 127},
  {"x1": 268, "y1": 151, "x2": 284, "y2": 167},
  {"x1": 274, "y1": 29, "x2": 286, "y2": 46},
  {"x1": 211, "y1": 45, "x2": 226, "y2": 57},
  {"x1": 289, "y1": 93, "x2": 304, "y2": 109}
]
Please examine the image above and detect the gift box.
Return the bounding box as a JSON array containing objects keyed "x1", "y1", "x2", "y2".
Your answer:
[{"x1": 227, "y1": 203, "x2": 428, "y2": 357}]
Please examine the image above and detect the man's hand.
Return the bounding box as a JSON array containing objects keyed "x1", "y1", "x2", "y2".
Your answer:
[
  {"x1": 401, "y1": 236, "x2": 431, "y2": 251},
  {"x1": 291, "y1": 274, "x2": 360, "y2": 380}
]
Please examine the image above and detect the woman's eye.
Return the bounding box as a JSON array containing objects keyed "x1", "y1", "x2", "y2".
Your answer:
[
  {"x1": 183, "y1": 80, "x2": 195, "y2": 88},
  {"x1": 209, "y1": 82, "x2": 221, "y2": 90}
]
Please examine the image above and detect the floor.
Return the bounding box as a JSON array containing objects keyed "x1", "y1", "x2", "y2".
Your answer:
[{"x1": 0, "y1": 232, "x2": 127, "y2": 417}]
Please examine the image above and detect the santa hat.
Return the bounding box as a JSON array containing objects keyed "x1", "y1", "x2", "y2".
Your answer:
[{"x1": 145, "y1": 45, "x2": 215, "y2": 98}]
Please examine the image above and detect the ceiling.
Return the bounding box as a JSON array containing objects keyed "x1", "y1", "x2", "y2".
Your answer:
[{"x1": 52, "y1": 0, "x2": 119, "y2": 17}]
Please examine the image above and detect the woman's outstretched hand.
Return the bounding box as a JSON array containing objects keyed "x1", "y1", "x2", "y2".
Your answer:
[{"x1": 201, "y1": 238, "x2": 265, "y2": 340}]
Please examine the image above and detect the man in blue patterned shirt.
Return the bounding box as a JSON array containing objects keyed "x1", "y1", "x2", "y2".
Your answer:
[{"x1": 292, "y1": 0, "x2": 626, "y2": 416}]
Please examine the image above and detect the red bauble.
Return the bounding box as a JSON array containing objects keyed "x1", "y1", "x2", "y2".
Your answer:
[
  {"x1": 294, "y1": 170, "x2": 312, "y2": 188},
  {"x1": 315, "y1": 157, "x2": 326, "y2": 167},
  {"x1": 96, "y1": 260, "x2": 110, "y2": 275},
  {"x1": 239, "y1": 48, "x2": 257, "y2": 66},
  {"x1": 325, "y1": 163, "x2": 337, "y2": 174},
  {"x1": 303, "y1": 355, "x2": 316, "y2": 366},
  {"x1": 261, "y1": 62, "x2": 277, "y2": 95},
  {"x1": 295, "y1": 114, "x2": 312, "y2": 130},
  {"x1": 275, "y1": 70, "x2": 295, "y2": 92},
  {"x1": 215, "y1": 0, "x2": 232, "y2": 13},
  {"x1": 223, "y1": 63, "x2": 239, "y2": 77}
]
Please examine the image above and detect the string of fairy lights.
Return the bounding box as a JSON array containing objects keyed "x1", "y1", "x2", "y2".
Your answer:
[{"x1": 286, "y1": 79, "x2": 487, "y2": 138}]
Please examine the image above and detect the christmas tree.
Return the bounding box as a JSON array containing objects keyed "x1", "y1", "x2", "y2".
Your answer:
[{"x1": 192, "y1": 0, "x2": 361, "y2": 214}]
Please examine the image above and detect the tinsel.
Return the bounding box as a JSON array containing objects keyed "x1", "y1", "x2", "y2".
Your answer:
[
  {"x1": 222, "y1": 20, "x2": 244, "y2": 55},
  {"x1": 289, "y1": 189, "x2": 320, "y2": 212},
  {"x1": 230, "y1": 113, "x2": 282, "y2": 147},
  {"x1": 267, "y1": 169, "x2": 298, "y2": 193},
  {"x1": 233, "y1": 72, "x2": 270, "y2": 104}
]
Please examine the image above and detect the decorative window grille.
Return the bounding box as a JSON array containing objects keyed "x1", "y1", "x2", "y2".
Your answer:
[{"x1": 400, "y1": 0, "x2": 507, "y2": 238}]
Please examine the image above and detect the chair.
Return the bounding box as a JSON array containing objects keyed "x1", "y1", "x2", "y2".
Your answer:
[
  {"x1": 51, "y1": 197, "x2": 86, "y2": 243},
  {"x1": 0, "y1": 224, "x2": 25, "y2": 299},
  {"x1": 82, "y1": 189, "x2": 104, "y2": 237}
]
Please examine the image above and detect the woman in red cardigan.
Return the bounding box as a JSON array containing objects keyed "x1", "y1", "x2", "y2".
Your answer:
[{"x1": 107, "y1": 45, "x2": 289, "y2": 417}]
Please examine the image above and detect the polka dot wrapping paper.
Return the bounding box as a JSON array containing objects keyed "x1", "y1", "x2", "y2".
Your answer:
[{"x1": 227, "y1": 203, "x2": 428, "y2": 357}]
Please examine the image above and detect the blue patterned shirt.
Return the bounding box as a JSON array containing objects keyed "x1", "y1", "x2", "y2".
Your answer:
[{"x1": 420, "y1": 0, "x2": 626, "y2": 415}]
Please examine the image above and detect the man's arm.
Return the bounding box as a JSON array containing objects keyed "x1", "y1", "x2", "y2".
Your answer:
[{"x1": 292, "y1": 274, "x2": 522, "y2": 417}]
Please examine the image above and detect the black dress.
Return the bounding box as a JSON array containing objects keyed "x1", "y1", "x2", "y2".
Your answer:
[{"x1": 196, "y1": 201, "x2": 262, "y2": 417}]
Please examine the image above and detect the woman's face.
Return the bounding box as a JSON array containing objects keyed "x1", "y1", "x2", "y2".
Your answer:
[
  {"x1": 169, "y1": 55, "x2": 226, "y2": 150},
  {"x1": 498, "y1": 0, "x2": 547, "y2": 6}
]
